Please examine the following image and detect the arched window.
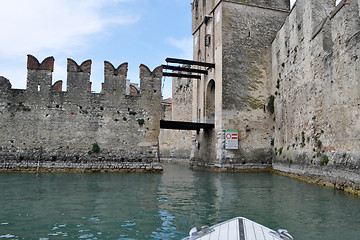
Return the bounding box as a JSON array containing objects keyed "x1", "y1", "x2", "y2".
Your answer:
[{"x1": 205, "y1": 79, "x2": 215, "y2": 123}]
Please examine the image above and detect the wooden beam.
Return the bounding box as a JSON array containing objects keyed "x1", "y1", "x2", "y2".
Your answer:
[
  {"x1": 166, "y1": 58, "x2": 215, "y2": 68},
  {"x1": 162, "y1": 65, "x2": 208, "y2": 75},
  {"x1": 163, "y1": 72, "x2": 201, "y2": 79},
  {"x1": 160, "y1": 120, "x2": 214, "y2": 130}
]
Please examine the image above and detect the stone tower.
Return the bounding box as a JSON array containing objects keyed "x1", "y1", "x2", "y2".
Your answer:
[
  {"x1": 190, "y1": 0, "x2": 290, "y2": 169},
  {"x1": 158, "y1": 73, "x2": 194, "y2": 161}
]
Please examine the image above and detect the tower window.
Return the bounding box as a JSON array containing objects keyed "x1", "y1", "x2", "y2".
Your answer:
[
  {"x1": 205, "y1": 34, "x2": 211, "y2": 46},
  {"x1": 195, "y1": 0, "x2": 199, "y2": 19}
]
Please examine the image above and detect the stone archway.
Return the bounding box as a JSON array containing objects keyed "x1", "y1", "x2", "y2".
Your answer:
[{"x1": 205, "y1": 79, "x2": 215, "y2": 124}]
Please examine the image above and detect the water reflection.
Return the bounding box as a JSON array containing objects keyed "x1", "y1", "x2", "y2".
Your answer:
[{"x1": 0, "y1": 164, "x2": 359, "y2": 239}]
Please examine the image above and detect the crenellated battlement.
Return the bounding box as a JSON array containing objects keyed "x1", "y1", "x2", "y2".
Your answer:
[
  {"x1": 0, "y1": 55, "x2": 163, "y2": 107},
  {"x1": 67, "y1": 58, "x2": 92, "y2": 73},
  {"x1": 273, "y1": 0, "x2": 360, "y2": 54},
  {"x1": 27, "y1": 55, "x2": 55, "y2": 71},
  {"x1": 104, "y1": 61, "x2": 128, "y2": 76},
  {"x1": 0, "y1": 55, "x2": 163, "y2": 166}
]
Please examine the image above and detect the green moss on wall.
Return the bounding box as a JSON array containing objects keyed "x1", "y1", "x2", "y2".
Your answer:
[
  {"x1": 247, "y1": 97, "x2": 265, "y2": 110},
  {"x1": 246, "y1": 67, "x2": 264, "y2": 81},
  {"x1": 267, "y1": 95, "x2": 275, "y2": 114}
]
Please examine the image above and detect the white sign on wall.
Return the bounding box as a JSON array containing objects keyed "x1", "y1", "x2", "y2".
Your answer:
[{"x1": 225, "y1": 129, "x2": 238, "y2": 150}]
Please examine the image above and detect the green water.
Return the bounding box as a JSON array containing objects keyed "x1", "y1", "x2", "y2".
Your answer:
[{"x1": 0, "y1": 163, "x2": 359, "y2": 240}]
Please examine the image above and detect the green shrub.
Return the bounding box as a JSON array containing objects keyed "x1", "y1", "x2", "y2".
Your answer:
[
  {"x1": 276, "y1": 79, "x2": 280, "y2": 89},
  {"x1": 317, "y1": 140, "x2": 322, "y2": 148},
  {"x1": 321, "y1": 155, "x2": 329, "y2": 166},
  {"x1": 129, "y1": 111, "x2": 137, "y2": 115},
  {"x1": 301, "y1": 131, "x2": 305, "y2": 147},
  {"x1": 92, "y1": 143, "x2": 100, "y2": 153},
  {"x1": 270, "y1": 138, "x2": 274, "y2": 146},
  {"x1": 123, "y1": 117, "x2": 127, "y2": 121},
  {"x1": 267, "y1": 95, "x2": 275, "y2": 114},
  {"x1": 278, "y1": 147, "x2": 283, "y2": 155},
  {"x1": 137, "y1": 119, "x2": 145, "y2": 126}
]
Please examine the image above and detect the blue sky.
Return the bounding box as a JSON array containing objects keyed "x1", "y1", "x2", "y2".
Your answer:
[
  {"x1": 0, "y1": 0, "x2": 193, "y2": 98},
  {"x1": 1, "y1": 0, "x2": 337, "y2": 99}
]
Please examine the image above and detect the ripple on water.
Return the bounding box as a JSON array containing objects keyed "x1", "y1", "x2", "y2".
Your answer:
[
  {"x1": 47, "y1": 231, "x2": 68, "y2": 237},
  {"x1": 121, "y1": 220, "x2": 136, "y2": 227},
  {"x1": 88, "y1": 217, "x2": 101, "y2": 222},
  {"x1": 0, "y1": 234, "x2": 17, "y2": 239},
  {"x1": 78, "y1": 233, "x2": 94, "y2": 239},
  {"x1": 0, "y1": 164, "x2": 359, "y2": 240}
]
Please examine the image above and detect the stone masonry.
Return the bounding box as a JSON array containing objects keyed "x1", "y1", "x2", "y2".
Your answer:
[
  {"x1": 190, "y1": 0, "x2": 289, "y2": 170},
  {"x1": 0, "y1": 55, "x2": 163, "y2": 172},
  {"x1": 159, "y1": 73, "x2": 194, "y2": 162},
  {"x1": 271, "y1": 0, "x2": 360, "y2": 192},
  {"x1": 188, "y1": 0, "x2": 360, "y2": 193}
]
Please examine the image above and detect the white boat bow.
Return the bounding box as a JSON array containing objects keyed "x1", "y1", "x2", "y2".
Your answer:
[{"x1": 182, "y1": 217, "x2": 293, "y2": 240}]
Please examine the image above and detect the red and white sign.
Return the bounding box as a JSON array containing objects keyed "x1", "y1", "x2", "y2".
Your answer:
[
  {"x1": 225, "y1": 130, "x2": 238, "y2": 150},
  {"x1": 226, "y1": 133, "x2": 238, "y2": 140}
]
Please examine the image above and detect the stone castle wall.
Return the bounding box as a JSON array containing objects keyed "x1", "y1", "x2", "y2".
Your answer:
[
  {"x1": 218, "y1": 0, "x2": 289, "y2": 163},
  {"x1": 189, "y1": 0, "x2": 360, "y2": 193},
  {"x1": 190, "y1": 0, "x2": 289, "y2": 169},
  {"x1": 271, "y1": 0, "x2": 360, "y2": 192},
  {"x1": 159, "y1": 76, "x2": 194, "y2": 162},
  {"x1": 0, "y1": 55, "x2": 163, "y2": 172}
]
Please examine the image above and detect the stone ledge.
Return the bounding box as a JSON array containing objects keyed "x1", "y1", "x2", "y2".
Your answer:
[
  {"x1": 189, "y1": 161, "x2": 272, "y2": 172},
  {"x1": 273, "y1": 163, "x2": 360, "y2": 195},
  {"x1": 0, "y1": 160, "x2": 163, "y2": 173},
  {"x1": 160, "y1": 158, "x2": 189, "y2": 164}
]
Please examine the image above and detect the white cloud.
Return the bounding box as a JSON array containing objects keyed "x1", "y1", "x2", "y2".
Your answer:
[
  {"x1": 167, "y1": 37, "x2": 193, "y2": 59},
  {"x1": 0, "y1": 0, "x2": 138, "y2": 57}
]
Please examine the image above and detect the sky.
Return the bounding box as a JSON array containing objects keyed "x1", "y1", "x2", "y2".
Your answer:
[
  {"x1": 0, "y1": 0, "x2": 339, "y2": 98},
  {"x1": 0, "y1": 0, "x2": 193, "y2": 98}
]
